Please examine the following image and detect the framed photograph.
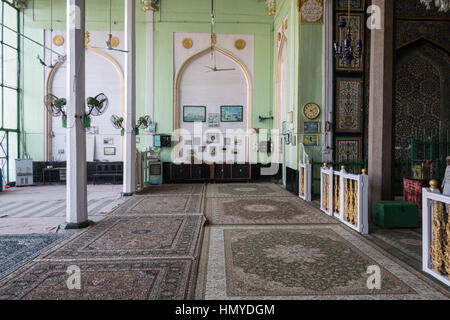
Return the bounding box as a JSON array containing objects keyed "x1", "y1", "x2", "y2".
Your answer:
[
  {"x1": 304, "y1": 122, "x2": 321, "y2": 134},
  {"x1": 285, "y1": 133, "x2": 291, "y2": 145},
  {"x1": 221, "y1": 106, "x2": 243, "y2": 122},
  {"x1": 303, "y1": 135, "x2": 319, "y2": 146},
  {"x1": 145, "y1": 122, "x2": 157, "y2": 133},
  {"x1": 103, "y1": 138, "x2": 114, "y2": 145},
  {"x1": 282, "y1": 121, "x2": 288, "y2": 135},
  {"x1": 104, "y1": 147, "x2": 116, "y2": 156},
  {"x1": 183, "y1": 106, "x2": 206, "y2": 122},
  {"x1": 208, "y1": 113, "x2": 220, "y2": 127}
]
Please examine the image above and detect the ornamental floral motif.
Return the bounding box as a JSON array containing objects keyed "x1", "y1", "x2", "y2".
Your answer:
[{"x1": 142, "y1": 0, "x2": 159, "y2": 12}]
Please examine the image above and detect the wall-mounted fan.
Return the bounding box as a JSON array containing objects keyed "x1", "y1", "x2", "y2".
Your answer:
[
  {"x1": 135, "y1": 116, "x2": 152, "y2": 135},
  {"x1": 92, "y1": 0, "x2": 129, "y2": 53},
  {"x1": 111, "y1": 114, "x2": 125, "y2": 136},
  {"x1": 86, "y1": 94, "x2": 109, "y2": 117},
  {"x1": 111, "y1": 114, "x2": 153, "y2": 136},
  {"x1": 45, "y1": 94, "x2": 68, "y2": 127},
  {"x1": 84, "y1": 93, "x2": 109, "y2": 128}
]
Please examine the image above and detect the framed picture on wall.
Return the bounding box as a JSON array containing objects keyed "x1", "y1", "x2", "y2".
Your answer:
[
  {"x1": 221, "y1": 106, "x2": 243, "y2": 122},
  {"x1": 208, "y1": 113, "x2": 220, "y2": 127},
  {"x1": 303, "y1": 135, "x2": 319, "y2": 146},
  {"x1": 282, "y1": 121, "x2": 288, "y2": 135},
  {"x1": 335, "y1": 137, "x2": 362, "y2": 163},
  {"x1": 183, "y1": 106, "x2": 206, "y2": 122},
  {"x1": 335, "y1": 77, "x2": 363, "y2": 133},
  {"x1": 104, "y1": 147, "x2": 116, "y2": 156},
  {"x1": 304, "y1": 122, "x2": 321, "y2": 134}
]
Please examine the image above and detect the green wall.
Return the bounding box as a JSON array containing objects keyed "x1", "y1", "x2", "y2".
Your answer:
[
  {"x1": 21, "y1": 0, "x2": 148, "y2": 160},
  {"x1": 18, "y1": 0, "x2": 325, "y2": 175}
]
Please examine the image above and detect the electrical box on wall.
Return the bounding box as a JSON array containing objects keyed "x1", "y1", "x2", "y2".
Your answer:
[{"x1": 15, "y1": 159, "x2": 34, "y2": 187}]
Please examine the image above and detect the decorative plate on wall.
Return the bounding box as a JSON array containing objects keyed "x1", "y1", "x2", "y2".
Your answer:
[
  {"x1": 110, "y1": 36, "x2": 120, "y2": 48},
  {"x1": 53, "y1": 35, "x2": 64, "y2": 47},
  {"x1": 182, "y1": 38, "x2": 193, "y2": 49},
  {"x1": 235, "y1": 39, "x2": 246, "y2": 50},
  {"x1": 303, "y1": 102, "x2": 321, "y2": 120}
]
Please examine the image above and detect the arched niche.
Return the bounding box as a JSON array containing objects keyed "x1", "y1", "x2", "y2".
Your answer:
[
  {"x1": 174, "y1": 46, "x2": 253, "y2": 162},
  {"x1": 394, "y1": 39, "x2": 450, "y2": 160},
  {"x1": 45, "y1": 46, "x2": 124, "y2": 161}
]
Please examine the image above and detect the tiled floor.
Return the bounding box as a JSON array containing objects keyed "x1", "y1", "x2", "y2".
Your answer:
[{"x1": 0, "y1": 185, "x2": 126, "y2": 234}]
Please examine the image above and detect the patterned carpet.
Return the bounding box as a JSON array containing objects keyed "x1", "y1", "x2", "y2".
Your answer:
[
  {"x1": 206, "y1": 183, "x2": 294, "y2": 198},
  {"x1": 0, "y1": 234, "x2": 67, "y2": 281},
  {"x1": 137, "y1": 184, "x2": 205, "y2": 196},
  {"x1": 111, "y1": 195, "x2": 203, "y2": 216},
  {"x1": 0, "y1": 184, "x2": 206, "y2": 300},
  {"x1": 206, "y1": 196, "x2": 336, "y2": 225},
  {"x1": 0, "y1": 259, "x2": 194, "y2": 300},
  {"x1": 41, "y1": 215, "x2": 205, "y2": 260},
  {"x1": 365, "y1": 227, "x2": 422, "y2": 268},
  {"x1": 202, "y1": 225, "x2": 449, "y2": 299}
]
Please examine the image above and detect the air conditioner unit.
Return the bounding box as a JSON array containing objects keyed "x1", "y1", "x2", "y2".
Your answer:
[
  {"x1": 148, "y1": 161, "x2": 163, "y2": 185},
  {"x1": 15, "y1": 159, "x2": 34, "y2": 187}
]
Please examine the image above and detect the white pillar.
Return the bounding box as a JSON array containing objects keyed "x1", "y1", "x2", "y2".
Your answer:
[
  {"x1": 62, "y1": 0, "x2": 90, "y2": 229},
  {"x1": 146, "y1": 10, "x2": 154, "y2": 148},
  {"x1": 123, "y1": 0, "x2": 137, "y2": 196}
]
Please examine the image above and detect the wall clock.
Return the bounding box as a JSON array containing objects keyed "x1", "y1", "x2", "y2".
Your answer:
[{"x1": 303, "y1": 103, "x2": 320, "y2": 120}]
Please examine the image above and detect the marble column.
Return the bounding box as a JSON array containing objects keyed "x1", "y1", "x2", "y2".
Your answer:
[
  {"x1": 62, "y1": 0, "x2": 90, "y2": 229},
  {"x1": 368, "y1": 0, "x2": 395, "y2": 209},
  {"x1": 123, "y1": 0, "x2": 137, "y2": 196}
]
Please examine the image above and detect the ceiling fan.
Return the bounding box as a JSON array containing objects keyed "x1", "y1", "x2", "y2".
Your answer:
[
  {"x1": 205, "y1": 0, "x2": 235, "y2": 73},
  {"x1": 92, "y1": 0, "x2": 128, "y2": 53}
]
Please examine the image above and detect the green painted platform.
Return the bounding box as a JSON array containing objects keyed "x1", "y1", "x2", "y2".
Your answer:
[{"x1": 372, "y1": 201, "x2": 419, "y2": 228}]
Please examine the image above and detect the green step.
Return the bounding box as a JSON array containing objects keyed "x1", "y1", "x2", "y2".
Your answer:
[{"x1": 372, "y1": 201, "x2": 419, "y2": 228}]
